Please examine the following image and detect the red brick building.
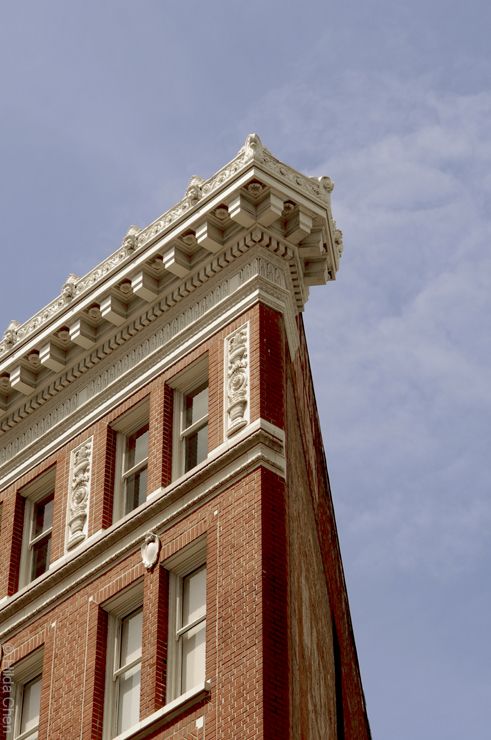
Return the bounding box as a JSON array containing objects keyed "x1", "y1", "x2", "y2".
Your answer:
[{"x1": 0, "y1": 135, "x2": 370, "y2": 739}]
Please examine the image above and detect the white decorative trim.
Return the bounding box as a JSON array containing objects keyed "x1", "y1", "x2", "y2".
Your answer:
[
  {"x1": 0, "y1": 133, "x2": 338, "y2": 360},
  {"x1": 140, "y1": 532, "x2": 160, "y2": 570},
  {"x1": 0, "y1": 243, "x2": 296, "y2": 487},
  {"x1": 224, "y1": 323, "x2": 250, "y2": 437},
  {"x1": 0, "y1": 231, "x2": 287, "y2": 432},
  {"x1": 66, "y1": 436, "x2": 93, "y2": 550}
]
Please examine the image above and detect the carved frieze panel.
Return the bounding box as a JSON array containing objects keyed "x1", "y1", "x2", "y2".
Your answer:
[
  {"x1": 66, "y1": 436, "x2": 93, "y2": 550},
  {"x1": 224, "y1": 323, "x2": 250, "y2": 437}
]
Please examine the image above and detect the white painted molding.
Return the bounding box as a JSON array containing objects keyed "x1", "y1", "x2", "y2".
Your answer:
[
  {"x1": 0, "y1": 231, "x2": 295, "y2": 438},
  {"x1": 0, "y1": 133, "x2": 341, "y2": 374},
  {"x1": 0, "y1": 245, "x2": 293, "y2": 486}
]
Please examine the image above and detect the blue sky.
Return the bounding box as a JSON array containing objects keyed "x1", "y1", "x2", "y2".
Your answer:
[{"x1": 1, "y1": 2, "x2": 490, "y2": 737}]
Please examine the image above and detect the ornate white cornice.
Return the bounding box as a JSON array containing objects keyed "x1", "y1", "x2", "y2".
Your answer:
[
  {"x1": 0, "y1": 241, "x2": 295, "y2": 487},
  {"x1": 0, "y1": 134, "x2": 342, "y2": 434}
]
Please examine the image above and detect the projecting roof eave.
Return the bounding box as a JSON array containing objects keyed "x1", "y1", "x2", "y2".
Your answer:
[{"x1": 0, "y1": 133, "x2": 343, "y2": 421}]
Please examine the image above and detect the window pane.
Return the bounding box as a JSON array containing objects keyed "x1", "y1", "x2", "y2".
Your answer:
[
  {"x1": 182, "y1": 567, "x2": 206, "y2": 626},
  {"x1": 126, "y1": 427, "x2": 148, "y2": 470},
  {"x1": 117, "y1": 664, "x2": 141, "y2": 734},
  {"x1": 124, "y1": 467, "x2": 147, "y2": 514},
  {"x1": 32, "y1": 495, "x2": 53, "y2": 538},
  {"x1": 30, "y1": 536, "x2": 51, "y2": 580},
  {"x1": 184, "y1": 424, "x2": 208, "y2": 472},
  {"x1": 184, "y1": 384, "x2": 208, "y2": 428},
  {"x1": 181, "y1": 621, "x2": 206, "y2": 693},
  {"x1": 120, "y1": 609, "x2": 143, "y2": 667},
  {"x1": 19, "y1": 675, "x2": 41, "y2": 733}
]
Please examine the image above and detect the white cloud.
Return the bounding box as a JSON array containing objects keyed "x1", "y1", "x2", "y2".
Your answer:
[{"x1": 253, "y1": 72, "x2": 491, "y2": 580}]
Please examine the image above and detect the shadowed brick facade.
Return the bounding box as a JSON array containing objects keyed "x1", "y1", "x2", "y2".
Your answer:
[{"x1": 0, "y1": 135, "x2": 370, "y2": 739}]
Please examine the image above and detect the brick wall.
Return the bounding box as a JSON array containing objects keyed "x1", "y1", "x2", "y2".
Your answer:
[
  {"x1": 0, "y1": 468, "x2": 283, "y2": 739},
  {"x1": 0, "y1": 302, "x2": 370, "y2": 739},
  {"x1": 287, "y1": 315, "x2": 371, "y2": 740}
]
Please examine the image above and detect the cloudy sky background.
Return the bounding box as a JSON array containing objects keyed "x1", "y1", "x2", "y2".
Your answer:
[{"x1": 1, "y1": 2, "x2": 489, "y2": 737}]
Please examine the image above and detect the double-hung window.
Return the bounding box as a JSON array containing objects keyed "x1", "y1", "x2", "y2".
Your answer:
[
  {"x1": 19, "y1": 471, "x2": 55, "y2": 587},
  {"x1": 181, "y1": 384, "x2": 208, "y2": 473},
  {"x1": 13, "y1": 674, "x2": 42, "y2": 740},
  {"x1": 166, "y1": 540, "x2": 207, "y2": 702},
  {"x1": 112, "y1": 607, "x2": 143, "y2": 735},
  {"x1": 103, "y1": 585, "x2": 144, "y2": 739},
  {"x1": 112, "y1": 401, "x2": 149, "y2": 521},
  {"x1": 121, "y1": 425, "x2": 149, "y2": 515},
  {"x1": 176, "y1": 565, "x2": 207, "y2": 694},
  {"x1": 28, "y1": 495, "x2": 54, "y2": 582},
  {"x1": 171, "y1": 360, "x2": 209, "y2": 478},
  {"x1": 10, "y1": 650, "x2": 43, "y2": 740}
]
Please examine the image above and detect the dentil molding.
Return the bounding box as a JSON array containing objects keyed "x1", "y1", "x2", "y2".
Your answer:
[
  {"x1": 0, "y1": 134, "x2": 342, "y2": 363},
  {"x1": 0, "y1": 243, "x2": 294, "y2": 486},
  {"x1": 0, "y1": 229, "x2": 294, "y2": 443}
]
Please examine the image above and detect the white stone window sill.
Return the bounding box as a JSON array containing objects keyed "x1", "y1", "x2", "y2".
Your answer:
[{"x1": 113, "y1": 681, "x2": 210, "y2": 740}]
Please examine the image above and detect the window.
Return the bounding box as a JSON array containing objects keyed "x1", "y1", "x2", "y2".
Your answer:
[
  {"x1": 13, "y1": 674, "x2": 42, "y2": 740},
  {"x1": 9, "y1": 650, "x2": 43, "y2": 740},
  {"x1": 181, "y1": 385, "x2": 208, "y2": 472},
  {"x1": 112, "y1": 401, "x2": 149, "y2": 521},
  {"x1": 112, "y1": 607, "x2": 143, "y2": 735},
  {"x1": 176, "y1": 566, "x2": 207, "y2": 694},
  {"x1": 166, "y1": 540, "x2": 207, "y2": 702},
  {"x1": 171, "y1": 360, "x2": 209, "y2": 478},
  {"x1": 103, "y1": 584, "x2": 143, "y2": 739},
  {"x1": 121, "y1": 425, "x2": 149, "y2": 515},
  {"x1": 19, "y1": 471, "x2": 55, "y2": 587}
]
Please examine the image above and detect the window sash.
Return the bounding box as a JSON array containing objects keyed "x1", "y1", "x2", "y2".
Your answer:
[
  {"x1": 30, "y1": 495, "x2": 54, "y2": 541},
  {"x1": 23, "y1": 493, "x2": 54, "y2": 585},
  {"x1": 176, "y1": 612, "x2": 206, "y2": 639},
  {"x1": 169, "y1": 564, "x2": 207, "y2": 699},
  {"x1": 123, "y1": 427, "x2": 149, "y2": 472},
  {"x1": 121, "y1": 457, "x2": 148, "y2": 481},
  {"x1": 14, "y1": 673, "x2": 42, "y2": 740},
  {"x1": 180, "y1": 414, "x2": 208, "y2": 439},
  {"x1": 113, "y1": 422, "x2": 149, "y2": 520},
  {"x1": 110, "y1": 607, "x2": 143, "y2": 737}
]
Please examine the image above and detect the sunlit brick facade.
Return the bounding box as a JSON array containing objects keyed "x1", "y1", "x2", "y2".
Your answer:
[{"x1": 0, "y1": 135, "x2": 370, "y2": 739}]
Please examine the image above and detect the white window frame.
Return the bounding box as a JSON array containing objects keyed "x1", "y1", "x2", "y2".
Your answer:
[
  {"x1": 102, "y1": 582, "x2": 144, "y2": 740},
  {"x1": 19, "y1": 470, "x2": 55, "y2": 589},
  {"x1": 170, "y1": 359, "x2": 209, "y2": 480},
  {"x1": 9, "y1": 649, "x2": 44, "y2": 740},
  {"x1": 112, "y1": 401, "x2": 149, "y2": 522},
  {"x1": 165, "y1": 537, "x2": 207, "y2": 703}
]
